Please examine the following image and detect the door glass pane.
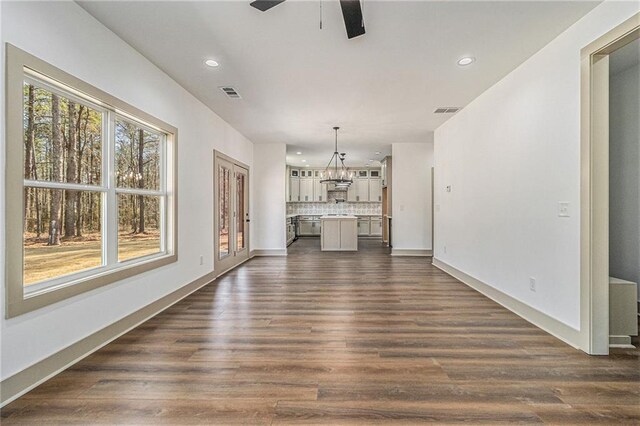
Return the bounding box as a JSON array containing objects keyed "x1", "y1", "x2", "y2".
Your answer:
[
  {"x1": 219, "y1": 165, "x2": 231, "y2": 258},
  {"x1": 24, "y1": 188, "x2": 103, "y2": 286},
  {"x1": 117, "y1": 194, "x2": 162, "y2": 262},
  {"x1": 236, "y1": 171, "x2": 245, "y2": 250},
  {"x1": 23, "y1": 82, "x2": 103, "y2": 185}
]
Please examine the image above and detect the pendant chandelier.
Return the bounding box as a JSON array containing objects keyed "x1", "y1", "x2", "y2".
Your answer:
[{"x1": 320, "y1": 126, "x2": 353, "y2": 188}]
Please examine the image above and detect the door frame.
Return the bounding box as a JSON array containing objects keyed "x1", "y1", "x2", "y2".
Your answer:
[
  {"x1": 213, "y1": 150, "x2": 250, "y2": 275},
  {"x1": 580, "y1": 13, "x2": 639, "y2": 355}
]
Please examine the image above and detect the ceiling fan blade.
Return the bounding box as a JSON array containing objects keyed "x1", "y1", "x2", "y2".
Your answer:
[
  {"x1": 249, "y1": 0, "x2": 285, "y2": 12},
  {"x1": 339, "y1": 0, "x2": 366, "y2": 39}
]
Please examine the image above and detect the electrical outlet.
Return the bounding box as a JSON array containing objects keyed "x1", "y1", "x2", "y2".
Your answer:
[
  {"x1": 558, "y1": 202, "x2": 570, "y2": 217},
  {"x1": 529, "y1": 277, "x2": 536, "y2": 292},
  {"x1": 200, "y1": 255, "x2": 204, "y2": 265}
]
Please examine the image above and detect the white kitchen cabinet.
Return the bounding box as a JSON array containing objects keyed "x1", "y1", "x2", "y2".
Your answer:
[
  {"x1": 357, "y1": 218, "x2": 370, "y2": 236},
  {"x1": 313, "y1": 178, "x2": 327, "y2": 202},
  {"x1": 300, "y1": 178, "x2": 314, "y2": 202},
  {"x1": 347, "y1": 184, "x2": 358, "y2": 202},
  {"x1": 321, "y1": 216, "x2": 357, "y2": 251},
  {"x1": 381, "y1": 159, "x2": 388, "y2": 187},
  {"x1": 370, "y1": 217, "x2": 382, "y2": 236},
  {"x1": 369, "y1": 178, "x2": 382, "y2": 202},
  {"x1": 286, "y1": 167, "x2": 381, "y2": 203},
  {"x1": 289, "y1": 176, "x2": 300, "y2": 202},
  {"x1": 355, "y1": 178, "x2": 369, "y2": 202}
]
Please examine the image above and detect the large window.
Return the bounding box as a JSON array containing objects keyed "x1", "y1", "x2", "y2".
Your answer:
[{"x1": 6, "y1": 45, "x2": 177, "y2": 317}]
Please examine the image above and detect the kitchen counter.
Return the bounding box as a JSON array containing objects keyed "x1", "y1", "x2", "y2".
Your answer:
[{"x1": 320, "y1": 216, "x2": 357, "y2": 251}]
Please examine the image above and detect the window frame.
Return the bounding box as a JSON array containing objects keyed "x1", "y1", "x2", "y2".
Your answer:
[{"x1": 5, "y1": 44, "x2": 178, "y2": 318}]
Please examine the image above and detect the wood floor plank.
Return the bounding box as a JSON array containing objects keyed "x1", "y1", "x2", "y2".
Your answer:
[{"x1": 2, "y1": 238, "x2": 639, "y2": 424}]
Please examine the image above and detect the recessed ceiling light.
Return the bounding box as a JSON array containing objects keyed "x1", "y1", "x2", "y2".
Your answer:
[
  {"x1": 301, "y1": 159, "x2": 307, "y2": 163},
  {"x1": 369, "y1": 159, "x2": 374, "y2": 162},
  {"x1": 296, "y1": 152, "x2": 302, "y2": 155},
  {"x1": 375, "y1": 152, "x2": 381, "y2": 155},
  {"x1": 305, "y1": 164, "x2": 310, "y2": 167},
  {"x1": 204, "y1": 59, "x2": 219, "y2": 67},
  {"x1": 457, "y1": 57, "x2": 475, "y2": 66}
]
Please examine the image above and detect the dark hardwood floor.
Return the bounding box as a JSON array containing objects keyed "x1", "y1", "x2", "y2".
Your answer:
[{"x1": 2, "y1": 238, "x2": 639, "y2": 424}]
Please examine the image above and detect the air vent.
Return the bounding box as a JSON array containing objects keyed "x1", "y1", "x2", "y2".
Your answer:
[
  {"x1": 220, "y1": 86, "x2": 241, "y2": 99},
  {"x1": 434, "y1": 107, "x2": 461, "y2": 114}
]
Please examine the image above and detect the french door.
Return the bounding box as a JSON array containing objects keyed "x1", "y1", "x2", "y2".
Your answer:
[{"x1": 214, "y1": 152, "x2": 249, "y2": 274}]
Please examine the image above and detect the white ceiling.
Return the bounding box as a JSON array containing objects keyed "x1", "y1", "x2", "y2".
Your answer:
[
  {"x1": 610, "y1": 38, "x2": 640, "y2": 76},
  {"x1": 79, "y1": 0, "x2": 599, "y2": 167}
]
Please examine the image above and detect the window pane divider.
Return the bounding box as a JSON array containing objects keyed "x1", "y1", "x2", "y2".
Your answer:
[
  {"x1": 105, "y1": 112, "x2": 118, "y2": 267},
  {"x1": 23, "y1": 180, "x2": 106, "y2": 192},
  {"x1": 115, "y1": 188, "x2": 164, "y2": 197}
]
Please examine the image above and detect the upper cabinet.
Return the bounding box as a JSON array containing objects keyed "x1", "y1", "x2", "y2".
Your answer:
[
  {"x1": 286, "y1": 167, "x2": 381, "y2": 203},
  {"x1": 357, "y1": 170, "x2": 368, "y2": 179},
  {"x1": 370, "y1": 177, "x2": 382, "y2": 202},
  {"x1": 289, "y1": 176, "x2": 300, "y2": 202},
  {"x1": 300, "y1": 178, "x2": 314, "y2": 202},
  {"x1": 313, "y1": 178, "x2": 327, "y2": 202},
  {"x1": 381, "y1": 157, "x2": 391, "y2": 188}
]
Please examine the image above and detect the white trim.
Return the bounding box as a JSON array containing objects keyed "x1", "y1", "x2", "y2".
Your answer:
[
  {"x1": 23, "y1": 180, "x2": 105, "y2": 192},
  {"x1": 609, "y1": 335, "x2": 635, "y2": 348},
  {"x1": 252, "y1": 249, "x2": 288, "y2": 257},
  {"x1": 432, "y1": 258, "x2": 582, "y2": 350},
  {"x1": 391, "y1": 249, "x2": 433, "y2": 257}
]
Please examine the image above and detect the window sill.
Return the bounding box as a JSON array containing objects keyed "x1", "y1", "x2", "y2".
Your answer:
[{"x1": 7, "y1": 253, "x2": 177, "y2": 318}]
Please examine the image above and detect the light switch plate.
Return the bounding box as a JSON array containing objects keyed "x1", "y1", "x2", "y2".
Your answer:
[{"x1": 558, "y1": 202, "x2": 570, "y2": 217}]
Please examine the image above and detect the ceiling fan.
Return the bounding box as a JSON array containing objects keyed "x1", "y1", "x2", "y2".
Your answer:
[{"x1": 249, "y1": 0, "x2": 366, "y2": 39}]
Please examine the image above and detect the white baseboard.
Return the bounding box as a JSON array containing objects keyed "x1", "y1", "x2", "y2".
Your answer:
[
  {"x1": 432, "y1": 258, "x2": 582, "y2": 350},
  {"x1": 0, "y1": 270, "x2": 218, "y2": 408},
  {"x1": 251, "y1": 249, "x2": 287, "y2": 257},
  {"x1": 609, "y1": 335, "x2": 635, "y2": 348},
  {"x1": 391, "y1": 249, "x2": 433, "y2": 257}
]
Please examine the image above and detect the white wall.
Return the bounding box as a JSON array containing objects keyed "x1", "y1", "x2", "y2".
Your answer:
[
  {"x1": 0, "y1": 1, "x2": 255, "y2": 380},
  {"x1": 434, "y1": 1, "x2": 640, "y2": 331},
  {"x1": 609, "y1": 62, "x2": 640, "y2": 300},
  {"x1": 252, "y1": 143, "x2": 286, "y2": 252},
  {"x1": 392, "y1": 140, "x2": 434, "y2": 252}
]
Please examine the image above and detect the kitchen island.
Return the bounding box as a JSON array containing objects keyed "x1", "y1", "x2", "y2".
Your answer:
[{"x1": 320, "y1": 216, "x2": 358, "y2": 251}]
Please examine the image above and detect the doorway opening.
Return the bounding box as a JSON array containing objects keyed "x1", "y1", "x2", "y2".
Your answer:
[
  {"x1": 581, "y1": 13, "x2": 639, "y2": 355},
  {"x1": 214, "y1": 151, "x2": 250, "y2": 275}
]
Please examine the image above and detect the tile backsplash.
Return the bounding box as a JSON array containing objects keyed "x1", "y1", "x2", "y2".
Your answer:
[{"x1": 287, "y1": 202, "x2": 382, "y2": 216}]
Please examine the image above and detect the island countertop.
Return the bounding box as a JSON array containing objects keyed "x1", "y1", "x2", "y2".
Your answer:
[{"x1": 320, "y1": 215, "x2": 357, "y2": 219}]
